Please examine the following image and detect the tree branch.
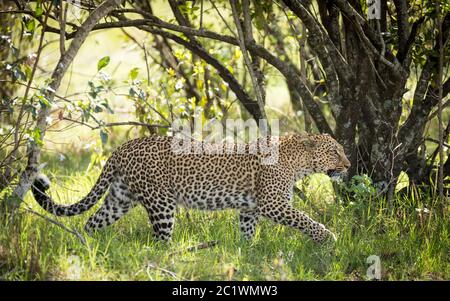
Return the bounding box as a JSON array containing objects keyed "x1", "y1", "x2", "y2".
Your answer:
[
  {"x1": 61, "y1": 117, "x2": 168, "y2": 131},
  {"x1": 243, "y1": 0, "x2": 266, "y2": 103},
  {"x1": 393, "y1": 0, "x2": 409, "y2": 54},
  {"x1": 22, "y1": 205, "x2": 86, "y2": 245},
  {"x1": 230, "y1": 0, "x2": 268, "y2": 127},
  {"x1": 397, "y1": 16, "x2": 425, "y2": 65}
]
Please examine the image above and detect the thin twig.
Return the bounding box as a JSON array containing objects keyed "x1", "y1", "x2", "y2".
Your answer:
[
  {"x1": 22, "y1": 206, "x2": 86, "y2": 245},
  {"x1": 199, "y1": 0, "x2": 204, "y2": 30},
  {"x1": 61, "y1": 117, "x2": 168, "y2": 130},
  {"x1": 436, "y1": 0, "x2": 445, "y2": 202},
  {"x1": 428, "y1": 99, "x2": 450, "y2": 121},
  {"x1": 425, "y1": 138, "x2": 450, "y2": 149},
  {"x1": 59, "y1": 1, "x2": 68, "y2": 56},
  {"x1": 143, "y1": 43, "x2": 151, "y2": 85},
  {"x1": 146, "y1": 262, "x2": 186, "y2": 280},
  {"x1": 230, "y1": 0, "x2": 268, "y2": 130},
  {"x1": 210, "y1": 0, "x2": 235, "y2": 35}
]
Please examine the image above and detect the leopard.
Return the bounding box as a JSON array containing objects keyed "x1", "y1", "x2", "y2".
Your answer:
[{"x1": 31, "y1": 133, "x2": 350, "y2": 244}]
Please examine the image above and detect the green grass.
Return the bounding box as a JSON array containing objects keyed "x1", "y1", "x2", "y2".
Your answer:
[{"x1": 0, "y1": 152, "x2": 448, "y2": 280}]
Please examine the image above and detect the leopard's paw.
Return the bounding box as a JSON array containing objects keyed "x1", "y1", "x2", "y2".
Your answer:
[{"x1": 314, "y1": 227, "x2": 337, "y2": 245}]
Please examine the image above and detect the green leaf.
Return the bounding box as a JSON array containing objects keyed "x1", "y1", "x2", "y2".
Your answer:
[
  {"x1": 97, "y1": 56, "x2": 110, "y2": 71},
  {"x1": 129, "y1": 67, "x2": 140, "y2": 80},
  {"x1": 28, "y1": 127, "x2": 43, "y2": 146},
  {"x1": 100, "y1": 100, "x2": 114, "y2": 114},
  {"x1": 24, "y1": 65, "x2": 32, "y2": 80},
  {"x1": 94, "y1": 105, "x2": 103, "y2": 113},
  {"x1": 37, "y1": 93, "x2": 50, "y2": 108},
  {"x1": 26, "y1": 19, "x2": 36, "y2": 32},
  {"x1": 129, "y1": 87, "x2": 136, "y2": 98},
  {"x1": 100, "y1": 130, "x2": 108, "y2": 146},
  {"x1": 35, "y1": 6, "x2": 44, "y2": 17},
  {"x1": 12, "y1": 66, "x2": 26, "y2": 81}
]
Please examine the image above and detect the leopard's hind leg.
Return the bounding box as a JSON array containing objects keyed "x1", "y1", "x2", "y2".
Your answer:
[
  {"x1": 84, "y1": 174, "x2": 135, "y2": 233},
  {"x1": 139, "y1": 190, "x2": 176, "y2": 242}
]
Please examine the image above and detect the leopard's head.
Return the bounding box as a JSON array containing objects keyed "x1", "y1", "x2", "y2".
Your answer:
[{"x1": 306, "y1": 134, "x2": 351, "y2": 179}]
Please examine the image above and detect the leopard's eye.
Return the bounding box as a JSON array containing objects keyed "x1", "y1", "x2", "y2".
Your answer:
[{"x1": 334, "y1": 149, "x2": 340, "y2": 161}]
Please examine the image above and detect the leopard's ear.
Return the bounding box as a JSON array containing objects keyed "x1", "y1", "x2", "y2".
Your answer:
[{"x1": 301, "y1": 138, "x2": 317, "y2": 149}]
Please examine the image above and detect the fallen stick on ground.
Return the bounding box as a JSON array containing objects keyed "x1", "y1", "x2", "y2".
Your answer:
[
  {"x1": 168, "y1": 240, "x2": 219, "y2": 258},
  {"x1": 146, "y1": 262, "x2": 186, "y2": 280}
]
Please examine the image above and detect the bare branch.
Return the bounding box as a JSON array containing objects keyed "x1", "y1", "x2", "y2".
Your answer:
[
  {"x1": 58, "y1": 0, "x2": 68, "y2": 56},
  {"x1": 230, "y1": 0, "x2": 268, "y2": 128},
  {"x1": 22, "y1": 205, "x2": 86, "y2": 245},
  {"x1": 393, "y1": 0, "x2": 409, "y2": 54},
  {"x1": 242, "y1": 0, "x2": 266, "y2": 103},
  {"x1": 168, "y1": 240, "x2": 219, "y2": 258},
  {"x1": 425, "y1": 138, "x2": 450, "y2": 149},
  {"x1": 61, "y1": 117, "x2": 168, "y2": 131}
]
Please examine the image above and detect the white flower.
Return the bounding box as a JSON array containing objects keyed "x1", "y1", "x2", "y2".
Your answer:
[
  {"x1": 175, "y1": 79, "x2": 184, "y2": 90},
  {"x1": 45, "y1": 116, "x2": 53, "y2": 124},
  {"x1": 66, "y1": 103, "x2": 75, "y2": 112},
  {"x1": 83, "y1": 142, "x2": 94, "y2": 150},
  {"x1": 99, "y1": 71, "x2": 111, "y2": 81},
  {"x1": 24, "y1": 133, "x2": 34, "y2": 142},
  {"x1": 58, "y1": 154, "x2": 65, "y2": 161}
]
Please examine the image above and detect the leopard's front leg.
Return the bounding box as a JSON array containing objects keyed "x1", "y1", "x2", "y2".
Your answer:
[
  {"x1": 239, "y1": 209, "x2": 259, "y2": 240},
  {"x1": 259, "y1": 199, "x2": 336, "y2": 244}
]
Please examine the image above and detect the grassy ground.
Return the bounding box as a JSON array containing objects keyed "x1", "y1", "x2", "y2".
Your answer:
[{"x1": 0, "y1": 151, "x2": 448, "y2": 280}]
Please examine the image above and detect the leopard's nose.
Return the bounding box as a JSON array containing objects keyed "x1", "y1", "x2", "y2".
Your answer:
[{"x1": 343, "y1": 157, "x2": 351, "y2": 169}]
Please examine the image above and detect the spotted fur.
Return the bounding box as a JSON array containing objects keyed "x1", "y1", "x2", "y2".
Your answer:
[{"x1": 32, "y1": 133, "x2": 350, "y2": 243}]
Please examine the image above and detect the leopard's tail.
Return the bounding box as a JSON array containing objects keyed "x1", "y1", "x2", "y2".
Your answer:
[{"x1": 31, "y1": 159, "x2": 115, "y2": 216}]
